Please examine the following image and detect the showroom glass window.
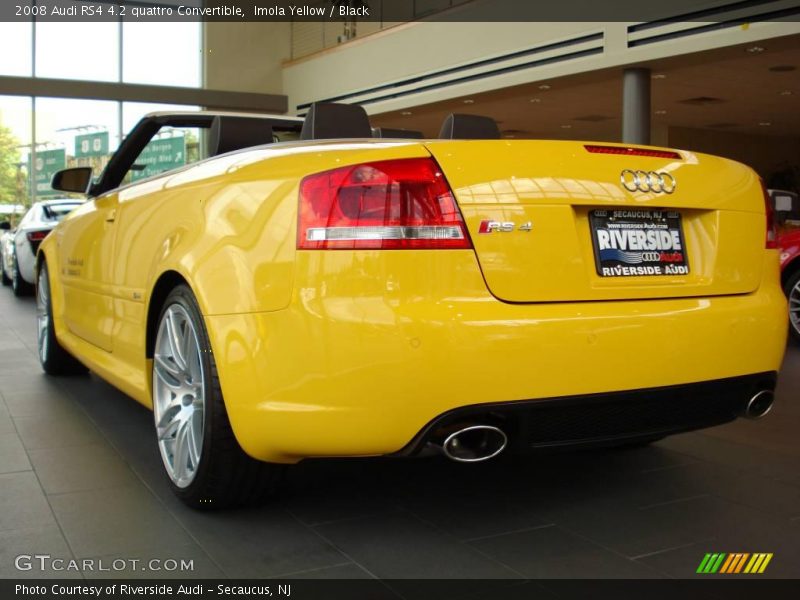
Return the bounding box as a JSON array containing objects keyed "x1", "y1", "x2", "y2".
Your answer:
[
  {"x1": 123, "y1": 21, "x2": 201, "y2": 88},
  {"x1": 36, "y1": 7, "x2": 120, "y2": 82},
  {"x1": 0, "y1": 6, "x2": 204, "y2": 205},
  {"x1": 0, "y1": 96, "x2": 33, "y2": 219},
  {"x1": 122, "y1": 102, "x2": 204, "y2": 185},
  {"x1": 0, "y1": 21, "x2": 33, "y2": 76},
  {"x1": 34, "y1": 98, "x2": 120, "y2": 200}
]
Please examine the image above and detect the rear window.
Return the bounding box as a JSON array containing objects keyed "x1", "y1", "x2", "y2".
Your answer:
[{"x1": 42, "y1": 204, "x2": 81, "y2": 222}]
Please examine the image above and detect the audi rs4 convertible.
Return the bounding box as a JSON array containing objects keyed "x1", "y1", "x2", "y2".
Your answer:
[{"x1": 38, "y1": 103, "x2": 787, "y2": 508}]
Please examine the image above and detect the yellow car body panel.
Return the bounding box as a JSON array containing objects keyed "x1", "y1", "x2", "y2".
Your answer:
[
  {"x1": 208, "y1": 251, "x2": 786, "y2": 463},
  {"x1": 38, "y1": 139, "x2": 788, "y2": 464}
]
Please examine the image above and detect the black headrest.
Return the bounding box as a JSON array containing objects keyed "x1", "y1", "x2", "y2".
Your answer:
[
  {"x1": 372, "y1": 127, "x2": 424, "y2": 139},
  {"x1": 209, "y1": 116, "x2": 274, "y2": 156},
  {"x1": 300, "y1": 102, "x2": 372, "y2": 140},
  {"x1": 438, "y1": 113, "x2": 500, "y2": 140}
]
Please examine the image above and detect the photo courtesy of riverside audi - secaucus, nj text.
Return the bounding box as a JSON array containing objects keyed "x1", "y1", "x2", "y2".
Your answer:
[{"x1": 0, "y1": 1, "x2": 799, "y2": 599}]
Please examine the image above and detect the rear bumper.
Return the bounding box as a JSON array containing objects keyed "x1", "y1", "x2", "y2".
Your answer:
[
  {"x1": 396, "y1": 371, "x2": 778, "y2": 456},
  {"x1": 205, "y1": 251, "x2": 788, "y2": 463}
]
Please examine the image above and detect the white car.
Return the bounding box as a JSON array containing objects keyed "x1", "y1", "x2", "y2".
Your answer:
[{"x1": 1, "y1": 199, "x2": 83, "y2": 296}]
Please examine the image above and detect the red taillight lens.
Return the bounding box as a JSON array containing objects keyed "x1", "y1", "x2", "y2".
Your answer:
[
  {"x1": 762, "y1": 179, "x2": 777, "y2": 249},
  {"x1": 584, "y1": 144, "x2": 682, "y2": 159},
  {"x1": 297, "y1": 157, "x2": 471, "y2": 250},
  {"x1": 26, "y1": 230, "x2": 49, "y2": 243}
]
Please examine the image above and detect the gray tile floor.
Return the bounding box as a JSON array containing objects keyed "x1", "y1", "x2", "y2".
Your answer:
[{"x1": 0, "y1": 289, "x2": 798, "y2": 581}]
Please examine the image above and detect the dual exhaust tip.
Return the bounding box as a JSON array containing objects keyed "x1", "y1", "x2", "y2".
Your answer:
[
  {"x1": 433, "y1": 425, "x2": 508, "y2": 463},
  {"x1": 743, "y1": 389, "x2": 775, "y2": 420},
  {"x1": 430, "y1": 389, "x2": 775, "y2": 462}
]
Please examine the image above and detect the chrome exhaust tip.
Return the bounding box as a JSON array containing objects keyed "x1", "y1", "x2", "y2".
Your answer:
[
  {"x1": 744, "y1": 390, "x2": 775, "y2": 420},
  {"x1": 440, "y1": 425, "x2": 507, "y2": 463}
]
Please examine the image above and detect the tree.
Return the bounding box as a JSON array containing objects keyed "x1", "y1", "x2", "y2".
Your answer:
[{"x1": 0, "y1": 124, "x2": 23, "y2": 205}]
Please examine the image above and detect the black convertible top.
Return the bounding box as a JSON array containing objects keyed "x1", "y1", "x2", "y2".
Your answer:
[{"x1": 90, "y1": 112, "x2": 303, "y2": 197}]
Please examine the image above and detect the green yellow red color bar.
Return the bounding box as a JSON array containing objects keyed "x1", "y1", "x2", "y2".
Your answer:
[{"x1": 697, "y1": 553, "x2": 773, "y2": 574}]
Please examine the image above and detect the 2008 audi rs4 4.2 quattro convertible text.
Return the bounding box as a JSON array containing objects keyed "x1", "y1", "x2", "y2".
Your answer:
[{"x1": 35, "y1": 103, "x2": 787, "y2": 508}]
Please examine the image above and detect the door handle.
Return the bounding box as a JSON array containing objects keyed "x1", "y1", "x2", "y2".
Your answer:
[{"x1": 105, "y1": 209, "x2": 116, "y2": 223}]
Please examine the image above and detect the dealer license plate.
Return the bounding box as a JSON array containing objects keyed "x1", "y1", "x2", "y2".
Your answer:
[{"x1": 590, "y1": 209, "x2": 689, "y2": 277}]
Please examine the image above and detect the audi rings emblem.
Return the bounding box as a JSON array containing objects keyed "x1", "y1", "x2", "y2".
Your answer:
[{"x1": 620, "y1": 170, "x2": 677, "y2": 194}]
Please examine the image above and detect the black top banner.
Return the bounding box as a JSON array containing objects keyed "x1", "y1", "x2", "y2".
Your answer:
[
  {"x1": 4, "y1": 579, "x2": 800, "y2": 600},
  {"x1": 2, "y1": 0, "x2": 800, "y2": 22}
]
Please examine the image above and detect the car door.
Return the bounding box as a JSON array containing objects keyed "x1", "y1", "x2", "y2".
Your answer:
[{"x1": 57, "y1": 192, "x2": 119, "y2": 352}]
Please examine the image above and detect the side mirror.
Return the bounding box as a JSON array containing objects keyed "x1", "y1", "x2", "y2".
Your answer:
[
  {"x1": 0, "y1": 221, "x2": 10, "y2": 231},
  {"x1": 52, "y1": 167, "x2": 93, "y2": 194}
]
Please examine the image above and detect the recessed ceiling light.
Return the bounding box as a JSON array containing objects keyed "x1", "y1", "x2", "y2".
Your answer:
[
  {"x1": 462, "y1": 99, "x2": 475, "y2": 104},
  {"x1": 758, "y1": 121, "x2": 772, "y2": 126},
  {"x1": 538, "y1": 84, "x2": 551, "y2": 90},
  {"x1": 400, "y1": 111, "x2": 412, "y2": 116},
  {"x1": 655, "y1": 109, "x2": 667, "y2": 115},
  {"x1": 652, "y1": 74, "x2": 667, "y2": 80},
  {"x1": 780, "y1": 90, "x2": 793, "y2": 96},
  {"x1": 747, "y1": 46, "x2": 765, "y2": 53},
  {"x1": 560, "y1": 124, "x2": 572, "y2": 129},
  {"x1": 529, "y1": 98, "x2": 542, "y2": 103}
]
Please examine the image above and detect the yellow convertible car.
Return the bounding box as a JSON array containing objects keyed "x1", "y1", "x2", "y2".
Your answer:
[{"x1": 40, "y1": 103, "x2": 787, "y2": 508}]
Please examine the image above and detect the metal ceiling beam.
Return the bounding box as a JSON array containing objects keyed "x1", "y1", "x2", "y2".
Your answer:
[{"x1": 0, "y1": 76, "x2": 287, "y2": 113}]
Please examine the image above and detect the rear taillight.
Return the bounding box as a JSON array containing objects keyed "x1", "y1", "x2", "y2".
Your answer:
[
  {"x1": 297, "y1": 157, "x2": 471, "y2": 250},
  {"x1": 26, "y1": 230, "x2": 49, "y2": 243},
  {"x1": 761, "y1": 179, "x2": 777, "y2": 249}
]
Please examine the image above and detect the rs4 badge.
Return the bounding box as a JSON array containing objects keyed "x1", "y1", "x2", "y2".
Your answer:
[{"x1": 478, "y1": 220, "x2": 533, "y2": 233}]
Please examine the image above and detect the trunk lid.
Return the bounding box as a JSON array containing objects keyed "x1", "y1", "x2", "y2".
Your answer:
[{"x1": 425, "y1": 140, "x2": 766, "y2": 302}]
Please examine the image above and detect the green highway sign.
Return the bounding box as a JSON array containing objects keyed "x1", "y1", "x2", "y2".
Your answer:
[
  {"x1": 75, "y1": 131, "x2": 109, "y2": 158},
  {"x1": 32, "y1": 148, "x2": 66, "y2": 196},
  {"x1": 131, "y1": 135, "x2": 185, "y2": 182}
]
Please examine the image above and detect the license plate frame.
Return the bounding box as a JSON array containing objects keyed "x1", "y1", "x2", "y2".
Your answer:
[{"x1": 589, "y1": 209, "x2": 689, "y2": 277}]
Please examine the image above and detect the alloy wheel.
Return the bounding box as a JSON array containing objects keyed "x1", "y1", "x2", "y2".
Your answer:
[{"x1": 153, "y1": 304, "x2": 206, "y2": 488}]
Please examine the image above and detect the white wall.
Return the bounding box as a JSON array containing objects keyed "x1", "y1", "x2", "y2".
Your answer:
[{"x1": 204, "y1": 22, "x2": 291, "y2": 95}]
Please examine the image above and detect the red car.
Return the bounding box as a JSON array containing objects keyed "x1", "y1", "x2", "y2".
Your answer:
[
  {"x1": 779, "y1": 227, "x2": 800, "y2": 342},
  {"x1": 770, "y1": 189, "x2": 800, "y2": 342}
]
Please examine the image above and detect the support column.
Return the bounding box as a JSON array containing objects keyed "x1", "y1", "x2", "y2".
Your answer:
[{"x1": 622, "y1": 67, "x2": 651, "y2": 145}]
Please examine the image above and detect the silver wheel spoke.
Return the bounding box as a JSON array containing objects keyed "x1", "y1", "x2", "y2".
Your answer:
[
  {"x1": 186, "y1": 416, "x2": 201, "y2": 469},
  {"x1": 157, "y1": 409, "x2": 182, "y2": 441},
  {"x1": 165, "y1": 310, "x2": 188, "y2": 371},
  {"x1": 181, "y1": 325, "x2": 194, "y2": 371},
  {"x1": 172, "y1": 420, "x2": 190, "y2": 483},
  {"x1": 154, "y1": 354, "x2": 182, "y2": 388}
]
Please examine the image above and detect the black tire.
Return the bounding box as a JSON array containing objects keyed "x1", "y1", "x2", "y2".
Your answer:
[
  {"x1": 1, "y1": 264, "x2": 10, "y2": 286},
  {"x1": 153, "y1": 285, "x2": 283, "y2": 509},
  {"x1": 36, "y1": 262, "x2": 88, "y2": 376},
  {"x1": 785, "y1": 269, "x2": 800, "y2": 345},
  {"x1": 12, "y1": 254, "x2": 32, "y2": 297}
]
